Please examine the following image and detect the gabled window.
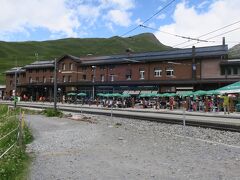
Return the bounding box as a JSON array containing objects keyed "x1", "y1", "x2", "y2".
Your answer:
[
  {"x1": 166, "y1": 68, "x2": 174, "y2": 76},
  {"x1": 139, "y1": 68, "x2": 145, "y2": 79},
  {"x1": 43, "y1": 76, "x2": 46, "y2": 83},
  {"x1": 50, "y1": 76, "x2": 53, "y2": 83},
  {"x1": 62, "y1": 63, "x2": 66, "y2": 70},
  {"x1": 100, "y1": 74, "x2": 105, "y2": 82},
  {"x1": 70, "y1": 63, "x2": 73, "y2": 70},
  {"x1": 154, "y1": 68, "x2": 162, "y2": 77},
  {"x1": 68, "y1": 76, "x2": 72, "y2": 82},
  {"x1": 63, "y1": 76, "x2": 66, "y2": 82},
  {"x1": 110, "y1": 74, "x2": 114, "y2": 81},
  {"x1": 29, "y1": 77, "x2": 32, "y2": 83}
]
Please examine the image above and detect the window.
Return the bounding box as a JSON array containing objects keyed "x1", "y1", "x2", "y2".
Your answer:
[
  {"x1": 63, "y1": 76, "x2": 66, "y2": 82},
  {"x1": 29, "y1": 77, "x2": 33, "y2": 83},
  {"x1": 36, "y1": 69, "x2": 39, "y2": 73},
  {"x1": 99, "y1": 66, "x2": 106, "y2": 70},
  {"x1": 166, "y1": 68, "x2": 174, "y2": 76},
  {"x1": 29, "y1": 69, "x2": 32, "y2": 73},
  {"x1": 82, "y1": 74, "x2": 86, "y2": 80},
  {"x1": 126, "y1": 74, "x2": 132, "y2": 80},
  {"x1": 68, "y1": 76, "x2": 72, "y2": 82},
  {"x1": 227, "y1": 68, "x2": 231, "y2": 75},
  {"x1": 10, "y1": 80, "x2": 12, "y2": 86},
  {"x1": 139, "y1": 69, "x2": 145, "y2": 79},
  {"x1": 43, "y1": 76, "x2": 46, "y2": 83},
  {"x1": 62, "y1": 63, "x2": 66, "y2": 70},
  {"x1": 110, "y1": 74, "x2": 114, "y2": 81},
  {"x1": 126, "y1": 69, "x2": 132, "y2": 80},
  {"x1": 220, "y1": 67, "x2": 225, "y2": 75},
  {"x1": 154, "y1": 68, "x2": 162, "y2": 77},
  {"x1": 43, "y1": 69, "x2": 47, "y2": 72},
  {"x1": 10, "y1": 74, "x2": 14, "y2": 78},
  {"x1": 100, "y1": 74, "x2": 105, "y2": 82},
  {"x1": 82, "y1": 66, "x2": 87, "y2": 71},
  {"x1": 70, "y1": 63, "x2": 73, "y2": 70},
  {"x1": 50, "y1": 76, "x2": 53, "y2": 83},
  {"x1": 36, "y1": 77, "x2": 39, "y2": 82},
  {"x1": 233, "y1": 67, "x2": 238, "y2": 75},
  {"x1": 16, "y1": 79, "x2": 19, "y2": 84},
  {"x1": 109, "y1": 65, "x2": 115, "y2": 70}
]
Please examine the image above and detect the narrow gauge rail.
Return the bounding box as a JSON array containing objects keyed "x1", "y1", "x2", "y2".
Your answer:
[{"x1": 1, "y1": 102, "x2": 240, "y2": 133}]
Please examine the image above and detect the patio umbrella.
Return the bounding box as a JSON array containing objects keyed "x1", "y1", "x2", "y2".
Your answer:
[
  {"x1": 193, "y1": 90, "x2": 207, "y2": 96},
  {"x1": 205, "y1": 90, "x2": 221, "y2": 95},
  {"x1": 97, "y1": 93, "x2": 105, "y2": 97},
  {"x1": 217, "y1": 81, "x2": 240, "y2": 93},
  {"x1": 178, "y1": 91, "x2": 194, "y2": 97},
  {"x1": 67, "y1": 92, "x2": 77, "y2": 96},
  {"x1": 77, "y1": 92, "x2": 87, "y2": 97},
  {"x1": 121, "y1": 93, "x2": 131, "y2": 98},
  {"x1": 111, "y1": 93, "x2": 122, "y2": 97}
]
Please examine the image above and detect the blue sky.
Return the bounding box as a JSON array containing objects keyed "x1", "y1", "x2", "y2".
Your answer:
[{"x1": 0, "y1": 0, "x2": 239, "y2": 47}]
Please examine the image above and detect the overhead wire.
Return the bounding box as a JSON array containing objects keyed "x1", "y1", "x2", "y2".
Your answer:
[
  {"x1": 121, "y1": 0, "x2": 177, "y2": 37},
  {"x1": 181, "y1": 26, "x2": 240, "y2": 48},
  {"x1": 173, "y1": 20, "x2": 240, "y2": 48},
  {"x1": 140, "y1": 24, "x2": 214, "y2": 43}
]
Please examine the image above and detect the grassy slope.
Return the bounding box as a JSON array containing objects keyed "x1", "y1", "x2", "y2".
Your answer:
[
  {"x1": 228, "y1": 44, "x2": 240, "y2": 59},
  {"x1": 0, "y1": 33, "x2": 171, "y2": 84}
]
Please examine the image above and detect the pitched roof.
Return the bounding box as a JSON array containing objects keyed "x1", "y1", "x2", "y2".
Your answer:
[
  {"x1": 23, "y1": 60, "x2": 54, "y2": 69},
  {"x1": 81, "y1": 45, "x2": 228, "y2": 65},
  {"x1": 5, "y1": 67, "x2": 25, "y2": 74}
]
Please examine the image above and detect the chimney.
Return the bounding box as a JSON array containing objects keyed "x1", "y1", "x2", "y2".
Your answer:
[
  {"x1": 222, "y1": 37, "x2": 225, "y2": 46},
  {"x1": 192, "y1": 46, "x2": 196, "y2": 80}
]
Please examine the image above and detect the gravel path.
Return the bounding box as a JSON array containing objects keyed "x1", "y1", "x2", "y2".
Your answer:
[{"x1": 26, "y1": 114, "x2": 240, "y2": 180}]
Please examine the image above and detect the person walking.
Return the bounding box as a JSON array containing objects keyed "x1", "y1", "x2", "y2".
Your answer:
[{"x1": 222, "y1": 93, "x2": 230, "y2": 114}]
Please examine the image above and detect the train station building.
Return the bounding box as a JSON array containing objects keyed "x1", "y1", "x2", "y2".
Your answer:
[{"x1": 4, "y1": 43, "x2": 240, "y2": 101}]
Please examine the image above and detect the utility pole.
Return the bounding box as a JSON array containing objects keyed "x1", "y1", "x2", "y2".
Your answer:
[
  {"x1": 92, "y1": 66, "x2": 96, "y2": 100},
  {"x1": 14, "y1": 58, "x2": 18, "y2": 108},
  {"x1": 54, "y1": 58, "x2": 57, "y2": 110}
]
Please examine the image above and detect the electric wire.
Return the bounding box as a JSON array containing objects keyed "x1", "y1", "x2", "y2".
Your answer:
[{"x1": 121, "y1": 0, "x2": 177, "y2": 37}]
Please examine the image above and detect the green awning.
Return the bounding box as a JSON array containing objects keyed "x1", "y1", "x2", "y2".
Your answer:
[
  {"x1": 77, "y1": 93, "x2": 87, "y2": 96},
  {"x1": 67, "y1": 92, "x2": 77, "y2": 96}
]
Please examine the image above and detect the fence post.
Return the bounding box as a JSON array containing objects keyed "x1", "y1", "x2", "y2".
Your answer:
[{"x1": 18, "y1": 108, "x2": 23, "y2": 149}]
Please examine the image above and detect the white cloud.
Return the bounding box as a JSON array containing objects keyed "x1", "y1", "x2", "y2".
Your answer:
[
  {"x1": 0, "y1": 0, "x2": 136, "y2": 40},
  {"x1": 157, "y1": 14, "x2": 166, "y2": 20},
  {"x1": 155, "y1": 0, "x2": 240, "y2": 48},
  {"x1": 105, "y1": 9, "x2": 132, "y2": 27},
  {"x1": 197, "y1": 1, "x2": 210, "y2": 9},
  {"x1": 135, "y1": 18, "x2": 143, "y2": 25},
  {"x1": 0, "y1": 0, "x2": 79, "y2": 37},
  {"x1": 99, "y1": 0, "x2": 135, "y2": 10}
]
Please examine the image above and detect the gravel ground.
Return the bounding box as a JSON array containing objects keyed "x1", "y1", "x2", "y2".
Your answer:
[{"x1": 25, "y1": 114, "x2": 240, "y2": 180}]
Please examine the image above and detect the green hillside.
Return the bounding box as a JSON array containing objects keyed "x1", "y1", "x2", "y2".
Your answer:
[
  {"x1": 0, "y1": 33, "x2": 171, "y2": 84},
  {"x1": 228, "y1": 44, "x2": 240, "y2": 59}
]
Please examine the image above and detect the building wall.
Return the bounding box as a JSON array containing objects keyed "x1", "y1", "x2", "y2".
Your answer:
[
  {"x1": 201, "y1": 58, "x2": 222, "y2": 79},
  {"x1": 25, "y1": 68, "x2": 54, "y2": 85}
]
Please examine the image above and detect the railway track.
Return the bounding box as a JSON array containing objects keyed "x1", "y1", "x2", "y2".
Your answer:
[{"x1": 2, "y1": 101, "x2": 240, "y2": 132}]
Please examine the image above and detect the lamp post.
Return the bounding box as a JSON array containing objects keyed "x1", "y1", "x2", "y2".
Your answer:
[
  {"x1": 53, "y1": 58, "x2": 57, "y2": 110},
  {"x1": 14, "y1": 68, "x2": 18, "y2": 108},
  {"x1": 92, "y1": 65, "x2": 96, "y2": 99}
]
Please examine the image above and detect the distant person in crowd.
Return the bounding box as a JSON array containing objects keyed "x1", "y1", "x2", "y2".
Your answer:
[
  {"x1": 62, "y1": 95, "x2": 65, "y2": 104},
  {"x1": 222, "y1": 93, "x2": 230, "y2": 114}
]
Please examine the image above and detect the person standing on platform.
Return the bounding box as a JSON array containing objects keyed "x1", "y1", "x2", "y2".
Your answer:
[{"x1": 222, "y1": 93, "x2": 230, "y2": 114}]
